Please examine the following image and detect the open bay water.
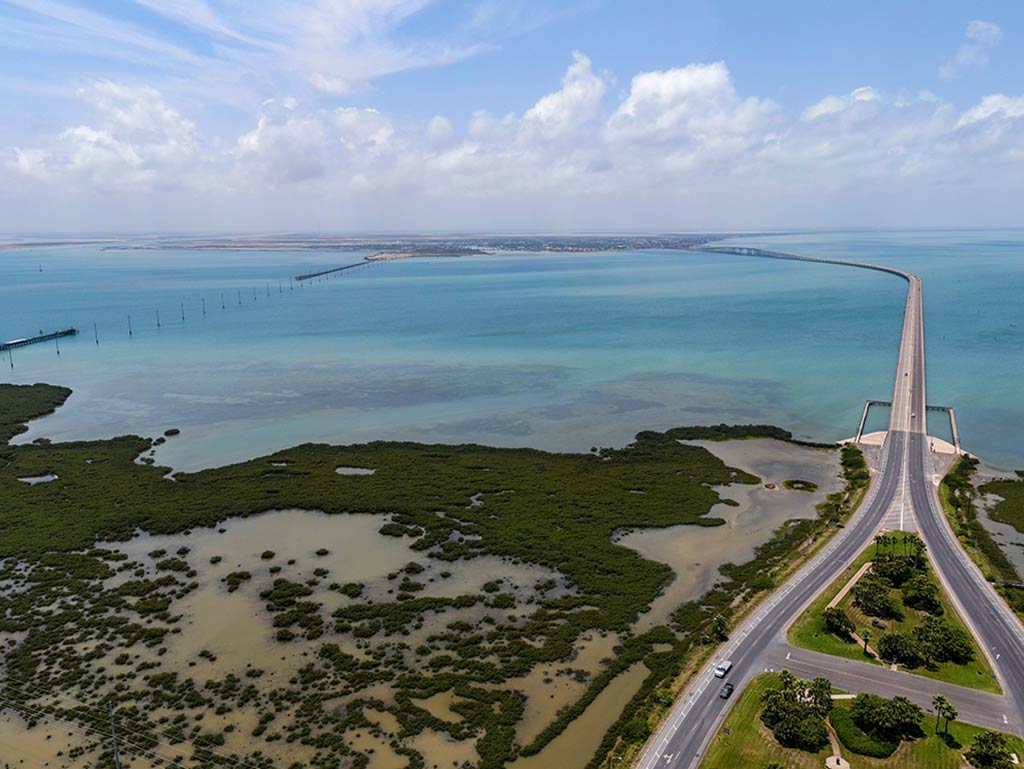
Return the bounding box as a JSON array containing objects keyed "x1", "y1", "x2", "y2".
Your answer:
[
  {"x1": 718, "y1": 230, "x2": 1024, "y2": 470},
  {"x1": 0, "y1": 230, "x2": 1020, "y2": 470}
]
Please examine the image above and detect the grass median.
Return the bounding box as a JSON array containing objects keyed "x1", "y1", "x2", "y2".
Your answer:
[
  {"x1": 788, "y1": 531, "x2": 1000, "y2": 694},
  {"x1": 700, "y1": 673, "x2": 1024, "y2": 769}
]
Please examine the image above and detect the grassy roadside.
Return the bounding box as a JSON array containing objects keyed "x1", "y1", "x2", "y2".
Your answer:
[
  {"x1": 788, "y1": 531, "x2": 999, "y2": 693},
  {"x1": 941, "y1": 457, "x2": 1024, "y2": 619},
  {"x1": 699, "y1": 673, "x2": 1024, "y2": 769},
  {"x1": 699, "y1": 674, "x2": 830, "y2": 769}
]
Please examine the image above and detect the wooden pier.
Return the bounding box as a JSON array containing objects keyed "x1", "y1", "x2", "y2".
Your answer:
[{"x1": 1, "y1": 327, "x2": 78, "y2": 352}]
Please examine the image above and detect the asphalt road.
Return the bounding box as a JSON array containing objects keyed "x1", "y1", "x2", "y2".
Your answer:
[
  {"x1": 762, "y1": 643, "x2": 1012, "y2": 733},
  {"x1": 637, "y1": 249, "x2": 1024, "y2": 769}
]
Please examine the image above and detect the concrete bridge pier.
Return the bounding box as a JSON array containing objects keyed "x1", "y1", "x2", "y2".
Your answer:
[
  {"x1": 855, "y1": 401, "x2": 871, "y2": 443},
  {"x1": 854, "y1": 400, "x2": 892, "y2": 445},
  {"x1": 949, "y1": 407, "x2": 961, "y2": 454}
]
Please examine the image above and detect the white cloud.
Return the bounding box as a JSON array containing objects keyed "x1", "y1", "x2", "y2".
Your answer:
[
  {"x1": 3, "y1": 0, "x2": 202, "y2": 66},
  {"x1": 520, "y1": 51, "x2": 606, "y2": 140},
  {"x1": 7, "y1": 81, "x2": 203, "y2": 192},
  {"x1": 309, "y1": 72, "x2": 352, "y2": 96},
  {"x1": 957, "y1": 94, "x2": 1024, "y2": 127},
  {"x1": 233, "y1": 113, "x2": 327, "y2": 184},
  {"x1": 0, "y1": 0, "x2": 498, "y2": 109},
  {"x1": 468, "y1": 110, "x2": 517, "y2": 141},
  {"x1": 8, "y1": 53, "x2": 1024, "y2": 229},
  {"x1": 77, "y1": 81, "x2": 198, "y2": 157},
  {"x1": 803, "y1": 86, "x2": 880, "y2": 120},
  {"x1": 333, "y1": 108, "x2": 395, "y2": 152},
  {"x1": 606, "y1": 61, "x2": 776, "y2": 146},
  {"x1": 427, "y1": 115, "x2": 454, "y2": 144},
  {"x1": 4, "y1": 148, "x2": 51, "y2": 181},
  {"x1": 940, "y1": 20, "x2": 1002, "y2": 79}
]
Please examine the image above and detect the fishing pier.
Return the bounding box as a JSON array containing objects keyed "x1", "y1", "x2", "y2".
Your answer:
[{"x1": 1, "y1": 327, "x2": 78, "y2": 352}]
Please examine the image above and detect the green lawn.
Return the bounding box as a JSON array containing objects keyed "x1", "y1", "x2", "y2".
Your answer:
[
  {"x1": 788, "y1": 532, "x2": 1000, "y2": 693},
  {"x1": 699, "y1": 674, "x2": 831, "y2": 769},
  {"x1": 700, "y1": 674, "x2": 1024, "y2": 769}
]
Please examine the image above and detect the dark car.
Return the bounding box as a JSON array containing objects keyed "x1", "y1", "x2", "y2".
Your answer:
[{"x1": 719, "y1": 683, "x2": 735, "y2": 699}]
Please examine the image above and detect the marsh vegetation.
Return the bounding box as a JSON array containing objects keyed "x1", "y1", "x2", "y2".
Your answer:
[{"x1": 0, "y1": 384, "x2": 858, "y2": 769}]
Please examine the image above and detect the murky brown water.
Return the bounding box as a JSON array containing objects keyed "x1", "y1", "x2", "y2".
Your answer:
[
  {"x1": 508, "y1": 663, "x2": 649, "y2": 769},
  {"x1": 502, "y1": 631, "x2": 621, "y2": 745},
  {"x1": 620, "y1": 439, "x2": 842, "y2": 631},
  {"x1": 90, "y1": 509, "x2": 565, "y2": 768},
  {"x1": 413, "y1": 690, "x2": 467, "y2": 723},
  {"x1": 7, "y1": 440, "x2": 841, "y2": 769},
  {"x1": 0, "y1": 712, "x2": 85, "y2": 768},
  {"x1": 409, "y1": 728, "x2": 479, "y2": 769}
]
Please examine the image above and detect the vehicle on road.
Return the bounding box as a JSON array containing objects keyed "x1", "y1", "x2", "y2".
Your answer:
[
  {"x1": 719, "y1": 683, "x2": 734, "y2": 699},
  {"x1": 713, "y1": 661, "x2": 733, "y2": 678}
]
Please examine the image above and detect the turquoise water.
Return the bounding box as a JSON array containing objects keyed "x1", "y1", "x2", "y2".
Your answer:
[{"x1": 0, "y1": 231, "x2": 1020, "y2": 470}]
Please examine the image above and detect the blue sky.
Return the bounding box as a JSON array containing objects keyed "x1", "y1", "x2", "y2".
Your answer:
[{"x1": 2, "y1": 0, "x2": 1024, "y2": 232}]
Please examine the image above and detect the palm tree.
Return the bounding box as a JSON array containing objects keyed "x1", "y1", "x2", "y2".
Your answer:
[
  {"x1": 932, "y1": 695, "x2": 958, "y2": 734},
  {"x1": 943, "y1": 700, "x2": 958, "y2": 735},
  {"x1": 874, "y1": 533, "x2": 885, "y2": 555},
  {"x1": 912, "y1": 536, "x2": 927, "y2": 570}
]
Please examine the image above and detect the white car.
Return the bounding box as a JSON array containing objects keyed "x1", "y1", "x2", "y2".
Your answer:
[{"x1": 713, "y1": 660, "x2": 733, "y2": 678}]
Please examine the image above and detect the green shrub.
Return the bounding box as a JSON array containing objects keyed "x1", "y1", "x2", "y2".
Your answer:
[
  {"x1": 830, "y1": 707, "x2": 897, "y2": 758},
  {"x1": 621, "y1": 717, "x2": 651, "y2": 742}
]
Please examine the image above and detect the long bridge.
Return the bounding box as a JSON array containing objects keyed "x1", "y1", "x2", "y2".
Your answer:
[{"x1": 638, "y1": 246, "x2": 1024, "y2": 768}]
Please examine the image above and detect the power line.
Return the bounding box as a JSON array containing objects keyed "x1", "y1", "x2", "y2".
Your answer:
[
  {"x1": 0, "y1": 696, "x2": 173, "y2": 769},
  {"x1": 1, "y1": 677, "x2": 272, "y2": 769}
]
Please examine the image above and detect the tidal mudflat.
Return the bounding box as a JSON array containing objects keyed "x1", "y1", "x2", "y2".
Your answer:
[
  {"x1": 0, "y1": 384, "x2": 863, "y2": 769},
  {"x1": 620, "y1": 438, "x2": 844, "y2": 632}
]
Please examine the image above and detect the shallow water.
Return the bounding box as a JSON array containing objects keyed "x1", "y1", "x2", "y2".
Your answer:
[
  {"x1": 15, "y1": 473, "x2": 57, "y2": 485},
  {"x1": 86, "y1": 508, "x2": 574, "y2": 768},
  {"x1": 5, "y1": 231, "x2": 1021, "y2": 470},
  {"x1": 621, "y1": 438, "x2": 843, "y2": 631},
  {"x1": 102, "y1": 509, "x2": 563, "y2": 677},
  {"x1": 508, "y1": 662, "x2": 649, "y2": 769},
  {"x1": 501, "y1": 631, "x2": 622, "y2": 745}
]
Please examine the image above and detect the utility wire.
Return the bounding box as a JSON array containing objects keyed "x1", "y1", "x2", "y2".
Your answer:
[{"x1": 2, "y1": 677, "x2": 273, "y2": 769}]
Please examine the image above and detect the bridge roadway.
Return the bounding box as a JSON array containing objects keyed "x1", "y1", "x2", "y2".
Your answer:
[{"x1": 636, "y1": 247, "x2": 1024, "y2": 769}]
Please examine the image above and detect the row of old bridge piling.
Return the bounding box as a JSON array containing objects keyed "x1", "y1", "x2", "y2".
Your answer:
[{"x1": 2, "y1": 258, "x2": 382, "y2": 370}]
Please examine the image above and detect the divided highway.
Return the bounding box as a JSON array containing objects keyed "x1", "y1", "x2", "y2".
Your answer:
[{"x1": 636, "y1": 248, "x2": 1024, "y2": 769}]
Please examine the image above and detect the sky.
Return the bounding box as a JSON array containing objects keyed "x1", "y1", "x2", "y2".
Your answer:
[{"x1": 2, "y1": 0, "x2": 1024, "y2": 233}]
